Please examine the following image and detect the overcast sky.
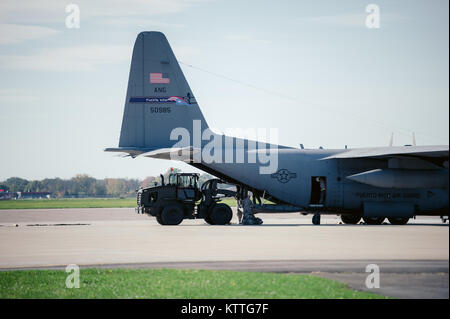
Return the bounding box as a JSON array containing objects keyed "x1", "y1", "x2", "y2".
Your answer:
[{"x1": 0, "y1": 0, "x2": 448, "y2": 180}]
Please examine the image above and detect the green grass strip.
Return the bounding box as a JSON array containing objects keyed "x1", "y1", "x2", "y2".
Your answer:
[
  {"x1": 0, "y1": 268, "x2": 388, "y2": 299},
  {"x1": 0, "y1": 198, "x2": 136, "y2": 210}
]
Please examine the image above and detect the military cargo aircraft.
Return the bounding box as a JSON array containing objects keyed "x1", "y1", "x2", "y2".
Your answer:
[{"x1": 106, "y1": 31, "x2": 449, "y2": 225}]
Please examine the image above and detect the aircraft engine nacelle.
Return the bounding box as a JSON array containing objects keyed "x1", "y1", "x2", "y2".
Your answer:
[{"x1": 346, "y1": 168, "x2": 448, "y2": 189}]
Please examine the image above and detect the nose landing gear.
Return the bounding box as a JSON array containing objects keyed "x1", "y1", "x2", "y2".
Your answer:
[{"x1": 312, "y1": 213, "x2": 321, "y2": 225}]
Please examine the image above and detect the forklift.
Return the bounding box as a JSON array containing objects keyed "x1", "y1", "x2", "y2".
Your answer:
[{"x1": 136, "y1": 173, "x2": 239, "y2": 225}]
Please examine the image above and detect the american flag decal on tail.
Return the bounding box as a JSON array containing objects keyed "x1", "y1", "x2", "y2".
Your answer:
[{"x1": 150, "y1": 72, "x2": 170, "y2": 84}]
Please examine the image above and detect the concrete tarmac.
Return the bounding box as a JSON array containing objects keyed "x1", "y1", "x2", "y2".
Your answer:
[{"x1": 0, "y1": 208, "x2": 448, "y2": 298}]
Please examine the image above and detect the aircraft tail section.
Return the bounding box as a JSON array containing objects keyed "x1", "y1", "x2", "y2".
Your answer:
[{"x1": 114, "y1": 31, "x2": 208, "y2": 153}]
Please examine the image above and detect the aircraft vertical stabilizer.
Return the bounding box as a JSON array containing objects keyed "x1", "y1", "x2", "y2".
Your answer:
[{"x1": 117, "y1": 31, "x2": 208, "y2": 151}]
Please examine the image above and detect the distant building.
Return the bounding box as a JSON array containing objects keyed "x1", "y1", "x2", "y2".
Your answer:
[
  {"x1": 0, "y1": 192, "x2": 18, "y2": 200},
  {"x1": 18, "y1": 192, "x2": 51, "y2": 199},
  {"x1": 0, "y1": 192, "x2": 51, "y2": 200}
]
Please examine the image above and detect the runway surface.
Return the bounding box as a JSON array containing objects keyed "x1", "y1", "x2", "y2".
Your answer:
[{"x1": 0, "y1": 208, "x2": 448, "y2": 298}]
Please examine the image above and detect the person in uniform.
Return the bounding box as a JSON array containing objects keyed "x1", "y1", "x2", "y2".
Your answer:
[
  {"x1": 242, "y1": 195, "x2": 263, "y2": 225},
  {"x1": 237, "y1": 198, "x2": 243, "y2": 224},
  {"x1": 319, "y1": 177, "x2": 326, "y2": 204}
]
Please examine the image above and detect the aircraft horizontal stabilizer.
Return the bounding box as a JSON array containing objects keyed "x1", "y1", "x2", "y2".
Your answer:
[
  {"x1": 141, "y1": 146, "x2": 201, "y2": 162},
  {"x1": 104, "y1": 147, "x2": 148, "y2": 157}
]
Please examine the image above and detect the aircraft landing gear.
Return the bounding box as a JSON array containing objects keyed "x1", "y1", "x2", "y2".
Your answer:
[
  {"x1": 312, "y1": 213, "x2": 321, "y2": 225},
  {"x1": 363, "y1": 217, "x2": 385, "y2": 225},
  {"x1": 388, "y1": 217, "x2": 409, "y2": 225},
  {"x1": 341, "y1": 214, "x2": 361, "y2": 225}
]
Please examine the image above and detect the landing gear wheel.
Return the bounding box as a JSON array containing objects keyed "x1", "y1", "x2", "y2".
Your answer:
[
  {"x1": 388, "y1": 217, "x2": 409, "y2": 225},
  {"x1": 363, "y1": 217, "x2": 385, "y2": 225},
  {"x1": 160, "y1": 204, "x2": 184, "y2": 225},
  {"x1": 341, "y1": 215, "x2": 361, "y2": 225},
  {"x1": 312, "y1": 213, "x2": 321, "y2": 225},
  {"x1": 208, "y1": 203, "x2": 232, "y2": 225}
]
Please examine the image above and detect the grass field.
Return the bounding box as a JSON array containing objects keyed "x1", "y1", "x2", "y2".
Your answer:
[
  {"x1": 0, "y1": 268, "x2": 387, "y2": 299},
  {"x1": 0, "y1": 198, "x2": 136, "y2": 210},
  {"x1": 0, "y1": 197, "x2": 243, "y2": 210}
]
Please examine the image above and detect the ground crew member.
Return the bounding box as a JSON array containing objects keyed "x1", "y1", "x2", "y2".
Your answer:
[
  {"x1": 237, "y1": 198, "x2": 243, "y2": 224},
  {"x1": 242, "y1": 195, "x2": 263, "y2": 225},
  {"x1": 318, "y1": 177, "x2": 326, "y2": 204}
]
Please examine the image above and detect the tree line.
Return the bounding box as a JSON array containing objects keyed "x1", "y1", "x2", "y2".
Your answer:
[{"x1": 0, "y1": 169, "x2": 214, "y2": 198}]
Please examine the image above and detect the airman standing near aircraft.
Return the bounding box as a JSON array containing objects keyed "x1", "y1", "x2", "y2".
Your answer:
[
  {"x1": 319, "y1": 177, "x2": 326, "y2": 204},
  {"x1": 242, "y1": 195, "x2": 263, "y2": 225},
  {"x1": 237, "y1": 199, "x2": 243, "y2": 224}
]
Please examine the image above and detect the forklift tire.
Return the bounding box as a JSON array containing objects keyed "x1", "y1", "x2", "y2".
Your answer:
[
  {"x1": 156, "y1": 213, "x2": 165, "y2": 225},
  {"x1": 160, "y1": 204, "x2": 184, "y2": 225},
  {"x1": 204, "y1": 215, "x2": 214, "y2": 225},
  {"x1": 208, "y1": 203, "x2": 233, "y2": 225}
]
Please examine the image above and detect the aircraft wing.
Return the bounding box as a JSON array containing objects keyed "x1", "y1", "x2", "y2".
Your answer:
[{"x1": 322, "y1": 145, "x2": 449, "y2": 160}]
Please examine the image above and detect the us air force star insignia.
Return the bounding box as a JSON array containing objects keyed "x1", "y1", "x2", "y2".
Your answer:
[{"x1": 271, "y1": 169, "x2": 297, "y2": 183}]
